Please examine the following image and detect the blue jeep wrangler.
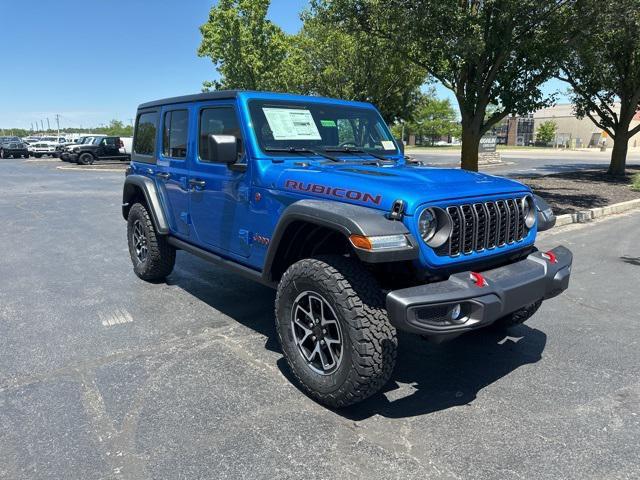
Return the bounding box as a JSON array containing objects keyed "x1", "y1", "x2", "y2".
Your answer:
[{"x1": 123, "y1": 91, "x2": 572, "y2": 407}]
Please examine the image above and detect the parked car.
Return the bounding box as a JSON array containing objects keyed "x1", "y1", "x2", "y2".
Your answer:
[
  {"x1": 68, "y1": 136, "x2": 130, "y2": 164},
  {"x1": 0, "y1": 141, "x2": 29, "y2": 158},
  {"x1": 28, "y1": 142, "x2": 59, "y2": 158},
  {"x1": 59, "y1": 135, "x2": 107, "y2": 161},
  {"x1": 122, "y1": 90, "x2": 572, "y2": 408}
]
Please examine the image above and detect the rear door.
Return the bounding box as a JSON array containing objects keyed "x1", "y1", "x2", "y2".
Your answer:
[
  {"x1": 156, "y1": 106, "x2": 191, "y2": 237},
  {"x1": 187, "y1": 101, "x2": 251, "y2": 257}
]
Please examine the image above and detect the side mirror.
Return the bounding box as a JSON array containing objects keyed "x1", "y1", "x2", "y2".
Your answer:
[
  {"x1": 534, "y1": 194, "x2": 556, "y2": 231},
  {"x1": 207, "y1": 134, "x2": 238, "y2": 164},
  {"x1": 395, "y1": 137, "x2": 405, "y2": 154}
]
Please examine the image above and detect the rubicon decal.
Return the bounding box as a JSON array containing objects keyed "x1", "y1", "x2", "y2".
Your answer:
[{"x1": 284, "y1": 180, "x2": 382, "y2": 205}]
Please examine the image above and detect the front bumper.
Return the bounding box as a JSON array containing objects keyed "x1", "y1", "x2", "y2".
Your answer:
[{"x1": 386, "y1": 245, "x2": 572, "y2": 337}]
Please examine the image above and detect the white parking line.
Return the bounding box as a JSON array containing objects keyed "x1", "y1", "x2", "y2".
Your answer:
[{"x1": 99, "y1": 308, "x2": 134, "y2": 327}]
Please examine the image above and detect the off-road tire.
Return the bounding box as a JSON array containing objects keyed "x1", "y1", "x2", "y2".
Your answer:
[
  {"x1": 34, "y1": 153, "x2": 42, "y2": 158},
  {"x1": 491, "y1": 300, "x2": 543, "y2": 330},
  {"x1": 78, "y1": 152, "x2": 94, "y2": 165},
  {"x1": 127, "y1": 203, "x2": 175, "y2": 281},
  {"x1": 275, "y1": 255, "x2": 397, "y2": 408}
]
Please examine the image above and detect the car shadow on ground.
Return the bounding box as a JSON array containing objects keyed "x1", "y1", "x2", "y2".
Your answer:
[
  {"x1": 335, "y1": 325, "x2": 547, "y2": 420},
  {"x1": 168, "y1": 253, "x2": 547, "y2": 420},
  {"x1": 166, "y1": 253, "x2": 280, "y2": 351}
]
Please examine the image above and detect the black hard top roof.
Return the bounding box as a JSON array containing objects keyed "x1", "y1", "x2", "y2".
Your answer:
[{"x1": 137, "y1": 90, "x2": 240, "y2": 110}]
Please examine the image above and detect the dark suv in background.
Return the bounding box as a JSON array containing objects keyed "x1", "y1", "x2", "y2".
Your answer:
[
  {"x1": 65, "y1": 136, "x2": 129, "y2": 165},
  {"x1": 0, "y1": 140, "x2": 29, "y2": 158}
]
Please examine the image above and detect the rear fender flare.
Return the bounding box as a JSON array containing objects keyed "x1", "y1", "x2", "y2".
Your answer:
[{"x1": 122, "y1": 174, "x2": 169, "y2": 234}]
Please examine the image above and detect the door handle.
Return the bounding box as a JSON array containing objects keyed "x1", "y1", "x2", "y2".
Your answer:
[
  {"x1": 189, "y1": 179, "x2": 206, "y2": 188},
  {"x1": 156, "y1": 172, "x2": 170, "y2": 180}
]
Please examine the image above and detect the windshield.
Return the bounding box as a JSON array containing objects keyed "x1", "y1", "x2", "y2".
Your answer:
[{"x1": 248, "y1": 100, "x2": 398, "y2": 156}]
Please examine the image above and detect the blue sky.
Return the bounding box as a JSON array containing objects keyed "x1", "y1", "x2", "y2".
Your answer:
[{"x1": 0, "y1": 0, "x2": 569, "y2": 130}]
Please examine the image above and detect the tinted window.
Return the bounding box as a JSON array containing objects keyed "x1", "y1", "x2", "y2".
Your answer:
[
  {"x1": 134, "y1": 112, "x2": 158, "y2": 156},
  {"x1": 162, "y1": 110, "x2": 188, "y2": 158},
  {"x1": 199, "y1": 107, "x2": 243, "y2": 162}
]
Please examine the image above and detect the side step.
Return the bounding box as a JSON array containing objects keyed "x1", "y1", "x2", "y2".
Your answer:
[{"x1": 167, "y1": 236, "x2": 276, "y2": 288}]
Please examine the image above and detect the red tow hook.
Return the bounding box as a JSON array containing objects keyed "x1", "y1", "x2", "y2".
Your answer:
[
  {"x1": 469, "y1": 272, "x2": 488, "y2": 287},
  {"x1": 542, "y1": 251, "x2": 558, "y2": 264}
]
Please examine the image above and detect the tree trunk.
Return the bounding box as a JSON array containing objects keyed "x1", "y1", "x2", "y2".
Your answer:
[
  {"x1": 608, "y1": 132, "x2": 628, "y2": 176},
  {"x1": 460, "y1": 127, "x2": 481, "y2": 171}
]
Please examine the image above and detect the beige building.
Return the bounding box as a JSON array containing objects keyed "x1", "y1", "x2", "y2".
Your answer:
[{"x1": 532, "y1": 103, "x2": 640, "y2": 148}]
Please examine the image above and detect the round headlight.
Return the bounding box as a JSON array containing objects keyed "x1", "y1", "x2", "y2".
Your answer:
[
  {"x1": 419, "y1": 208, "x2": 438, "y2": 242},
  {"x1": 522, "y1": 195, "x2": 536, "y2": 228}
]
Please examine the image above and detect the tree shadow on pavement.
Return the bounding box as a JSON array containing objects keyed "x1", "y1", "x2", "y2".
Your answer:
[{"x1": 335, "y1": 325, "x2": 547, "y2": 421}]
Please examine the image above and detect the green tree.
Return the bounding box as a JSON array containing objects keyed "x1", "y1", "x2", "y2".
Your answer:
[
  {"x1": 535, "y1": 120, "x2": 557, "y2": 145},
  {"x1": 288, "y1": 9, "x2": 427, "y2": 122},
  {"x1": 559, "y1": 0, "x2": 640, "y2": 176},
  {"x1": 197, "y1": 0, "x2": 428, "y2": 123},
  {"x1": 405, "y1": 92, "x2": 461, "y2": 145},
  {"x1": 321, "y1": 0, "x2": 576, "y2": 171},
  {"x1": 197, "y1": 0, "x2": 295, "y2": 91},
  {"x1": 94, "y1": 120, "x2": 133, "y2": 137}
]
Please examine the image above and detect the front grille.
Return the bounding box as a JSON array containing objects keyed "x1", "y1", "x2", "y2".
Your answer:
[{"x1": 434, "y1": 197, "x2": 529, "y2": 257}]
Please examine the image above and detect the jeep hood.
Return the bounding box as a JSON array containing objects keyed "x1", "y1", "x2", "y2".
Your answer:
[{"x1": 270, "y1": 162, "x2": 530, "y2": 215}]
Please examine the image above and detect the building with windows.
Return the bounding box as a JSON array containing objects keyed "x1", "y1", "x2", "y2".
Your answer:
[{"x1": 496, "y1": 104, "x2": 640, "y2": 148}]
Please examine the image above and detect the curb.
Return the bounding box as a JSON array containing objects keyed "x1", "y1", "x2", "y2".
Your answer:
[{"x1": 555, "y1": 198, "x2": 640, "y2": 226}]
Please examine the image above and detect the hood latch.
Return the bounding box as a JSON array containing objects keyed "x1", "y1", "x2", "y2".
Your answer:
[{"x1": 388, "y1": 199, "x2": 405, "y2": 221}]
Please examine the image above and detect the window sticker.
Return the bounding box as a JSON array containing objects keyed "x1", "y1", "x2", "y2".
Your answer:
[
  {"x1": 320, "y1": 119, "x2": 336, "y2": 127},
  {"x1": 262, "y1": 108, "x2": 322, "y2": 140},
  {"x1": 381, "y1": 140, "x2": 395, "y2": 150}
]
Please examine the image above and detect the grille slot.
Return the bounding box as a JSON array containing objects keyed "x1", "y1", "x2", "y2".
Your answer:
[{"x1": 435, "y1": 197, "x2": 529, "y2": 257}]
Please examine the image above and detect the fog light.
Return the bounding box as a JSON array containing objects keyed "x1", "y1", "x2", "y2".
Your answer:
[{"x1": 450, "y1": 304, "x2": 462, "y2": 321}]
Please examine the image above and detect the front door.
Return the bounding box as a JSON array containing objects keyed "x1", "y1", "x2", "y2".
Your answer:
[
  {"x1": 100, "y1": 137, "x2": 121, "y2": 158},
  {"x1": 188, "y1": 102, "x2": 250, "y2": 257}
]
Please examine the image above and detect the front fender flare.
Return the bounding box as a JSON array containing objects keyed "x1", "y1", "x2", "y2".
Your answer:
[
  {"x1": 262, "y1": 199, "x2": 419, "y2": 281},
  {"x1": 122, "y1": 174, "x2": 169, "y2": 235}
]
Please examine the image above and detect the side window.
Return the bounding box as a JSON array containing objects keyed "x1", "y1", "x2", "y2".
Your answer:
[
  {"x1": 103, "y1": 137, "x2": 117, "y2": 147},
  {"x1": 162, "y1": 110, "x2": 188, "y2": 158},
  {"x1": 133, "y1": 111, "x2": 158, "y2": 161},
  {"x1": 199, "y1": 107, "x2": 243, "y2": 162}
]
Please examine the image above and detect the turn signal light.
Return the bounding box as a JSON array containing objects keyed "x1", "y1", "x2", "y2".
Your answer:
[{"x1": 349, "y1": 234, "x2": 409, "y2": 251}]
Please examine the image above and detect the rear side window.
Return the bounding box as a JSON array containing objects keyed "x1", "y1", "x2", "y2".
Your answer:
[
  {"x1": 133, "y1": 111, "x2": 158, "y2": 160},
  {"x1": 162, "y1": 110, "x2": 188, "y2": 158},
  {"x1": 199, "y1": 107, "x2": 243, "y2": 162}
]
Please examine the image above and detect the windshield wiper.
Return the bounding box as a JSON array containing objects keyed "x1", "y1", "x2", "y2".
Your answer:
[
  {"x1": 323, "y1": 147, "x2": 393, "y2": 164},
  {"x1": 264, "y1": 146, "x2": 340, "y2": 162}
]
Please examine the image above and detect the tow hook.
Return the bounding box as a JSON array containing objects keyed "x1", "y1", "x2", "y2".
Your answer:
[{"x1": 469, "y1": 272, "x2": 488, "y2": 287}]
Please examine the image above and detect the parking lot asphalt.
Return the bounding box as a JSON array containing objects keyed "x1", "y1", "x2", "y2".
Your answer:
[{"x1": 0, "y1": 158, "x2": 639, "y2": 480}]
